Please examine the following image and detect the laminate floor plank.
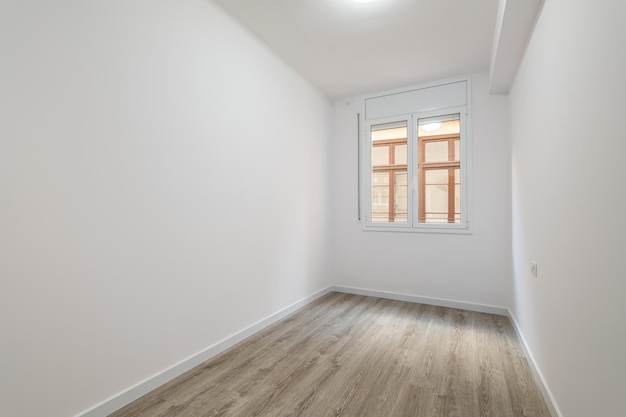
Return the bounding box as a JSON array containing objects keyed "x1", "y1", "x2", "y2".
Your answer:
[
  {"x1": 474, "y1": 313, "x2": 513, "y2": 417},
  {"x1": 495, "y1": 316, "x2": 552, "y2": 417},
  {"x1": 109, "y1": 293, "x2": 551, "y2": 417}
]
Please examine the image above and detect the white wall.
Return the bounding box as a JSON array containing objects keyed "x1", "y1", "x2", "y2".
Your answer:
[
  {"x1": 0, "y1": 1, "x2": 331, "y2": 417},
  {"x1": 329, "y1": 72, "x2": 512, "y2": 308},
  {"x1": 510, "y1": 1, "x2": 626, "y2": 416}
]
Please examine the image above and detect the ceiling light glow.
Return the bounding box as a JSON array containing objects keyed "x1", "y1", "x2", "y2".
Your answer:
[
  {"x1": 353, "y1": 0, "x2": 375, "y2": 3},
  {"x1": 421, "y1": 122, "x2": 441, "y2": 131}
]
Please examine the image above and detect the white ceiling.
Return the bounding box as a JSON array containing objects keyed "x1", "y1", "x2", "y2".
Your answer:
[{"x1": 211, "y1": 0, "x2": 500, "y2": 99}]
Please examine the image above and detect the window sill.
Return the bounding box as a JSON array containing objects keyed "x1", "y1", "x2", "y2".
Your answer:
[{"x1": 361, "y1": 223, "x2": 472, "y2": 235}]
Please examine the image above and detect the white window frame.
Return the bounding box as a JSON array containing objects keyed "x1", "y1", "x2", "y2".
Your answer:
[{"x1": 361, "y1": 105, "x2": 472, "y2": 234}]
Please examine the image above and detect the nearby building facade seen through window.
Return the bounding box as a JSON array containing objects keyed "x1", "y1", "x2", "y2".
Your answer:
[
  {"x1": 371, "y1": 122, "x2": 408, "y2": 222},
  {"x1": 417, "y1": 115, "x2": 461, "y2": 224}
]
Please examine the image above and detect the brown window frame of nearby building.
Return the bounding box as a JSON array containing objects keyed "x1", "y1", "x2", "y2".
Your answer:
[
  {"x1": 418, "y1": 133, "x2": 460, "y2": 224},
  {"x1": 372, "y1": 138, "x2": 407, "y2": 222}
]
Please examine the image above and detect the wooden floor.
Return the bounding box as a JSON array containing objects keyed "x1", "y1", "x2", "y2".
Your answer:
[{"x1": 110, "y1": 292, "x2": 552, "y2": 417}]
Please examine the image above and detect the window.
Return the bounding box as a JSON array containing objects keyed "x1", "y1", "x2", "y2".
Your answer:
[{"x1": 362, "y1": 108, "x2": 469, "y2": 232}]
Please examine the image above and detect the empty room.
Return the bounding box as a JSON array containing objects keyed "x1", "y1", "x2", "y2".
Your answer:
[{"x1": 1, "y1": 1, "x2": 624, "y2": 417}]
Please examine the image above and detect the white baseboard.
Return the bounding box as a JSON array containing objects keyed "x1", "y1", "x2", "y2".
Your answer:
[
  {"x1": 330, "y1": 285, "x2": 509, "y2": 316},
  {"x1": 75, "y1": 286, "x2": 333, "y2": 417},
  {"x1": 76, "y1": 285, "x2": 561, "y2": 417},
  {"x1": 506, "y1": 311, "x2": 563, "y2": 417}
]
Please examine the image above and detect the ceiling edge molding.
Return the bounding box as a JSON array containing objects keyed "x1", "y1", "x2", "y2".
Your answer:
[{"x1": 488, "y1": 0, "x2": 545, "y2": 95}]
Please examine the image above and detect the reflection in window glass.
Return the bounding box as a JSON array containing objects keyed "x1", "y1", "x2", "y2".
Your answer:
[
  {"x1": 455, "y1": 168, "x2": 461, "y2": 222},
  {"x1": 418, "y1": 114, "x2": 461, "y2": 224},
  {"x1": 371, "y1": 121, "x2": 408, "y2": 223},
  {"x1": 394, "y1": 144, "x2": 407, "y2": 165},
  {"x1": 372, "y1": 146, "x2": 389, "y2": 165},
  {"x1": 372, "y1": 172, "x2": 390, "y2": 222},
  {"x1": 394, "y1": 172, "x2": 407, "y2": 222},
  {"x1": 425, "y1": 141, "x2": 449, "y2": 162},
  {"x1": 364, "y1": 109, "x2": 465, "y2": 229},
  {"x1": 424, "y1": 169, "x2": 449, "y2": 223}
]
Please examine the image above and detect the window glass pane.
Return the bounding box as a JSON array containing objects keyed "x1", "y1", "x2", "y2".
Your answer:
[
  {"x1": 424, "y1": 141, "x2": 449, "y2": 163},
  {"x1": 372, "y1": 146, "x2": 389, "y2": 165},
  {"x1": 367, "y1": 113, "x2": 465, "y2": 228},
  {"x1": 371, "y1": 122, "x2": 407, "y2": 141},
  {"x1": 425, "y1": 169, "x2": 448, "y2": 185},
  {"x1": 394, "y1": 172, "x2": 407, "y2": 222},
  {"x1": 418, "y1": 114, "x2": 460, "y2": 137},
  {"x1": 370, "y1": 120, "x2": 407, "y2": 223},
  {"x1": 454, "y1": 168, "x2": 460, "y2": 222},
  {"x1": 417, "y1": 114, "x2": 462, "y2": 225},
  {"x1": 425, "y1": 185, "x2": 448, "y2": 213},
  {"x1": 425, "y1": 213, "x2": 448, "y2": 223},
  {"x1": 372, "y1": 172, "x2": 389, "y2": 222},
  {"x1": 423, "y1": 169, "x2": 448, "y2": 224},
  {"x1": 394, "y1": 144, "x2": 407, "y2": 165}
]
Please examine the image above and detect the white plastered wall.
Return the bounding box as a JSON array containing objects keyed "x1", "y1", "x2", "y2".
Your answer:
[
  {"x1": 509, "y1": 0, "x2": 626, "y2": 416},
  {"x1": 0, "y1": 1, "x2": 332, "y2": 417}
]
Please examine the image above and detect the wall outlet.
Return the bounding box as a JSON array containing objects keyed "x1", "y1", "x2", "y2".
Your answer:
[{"x1": 531, "y1": 261, "x2": 538, "y2": 277}]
